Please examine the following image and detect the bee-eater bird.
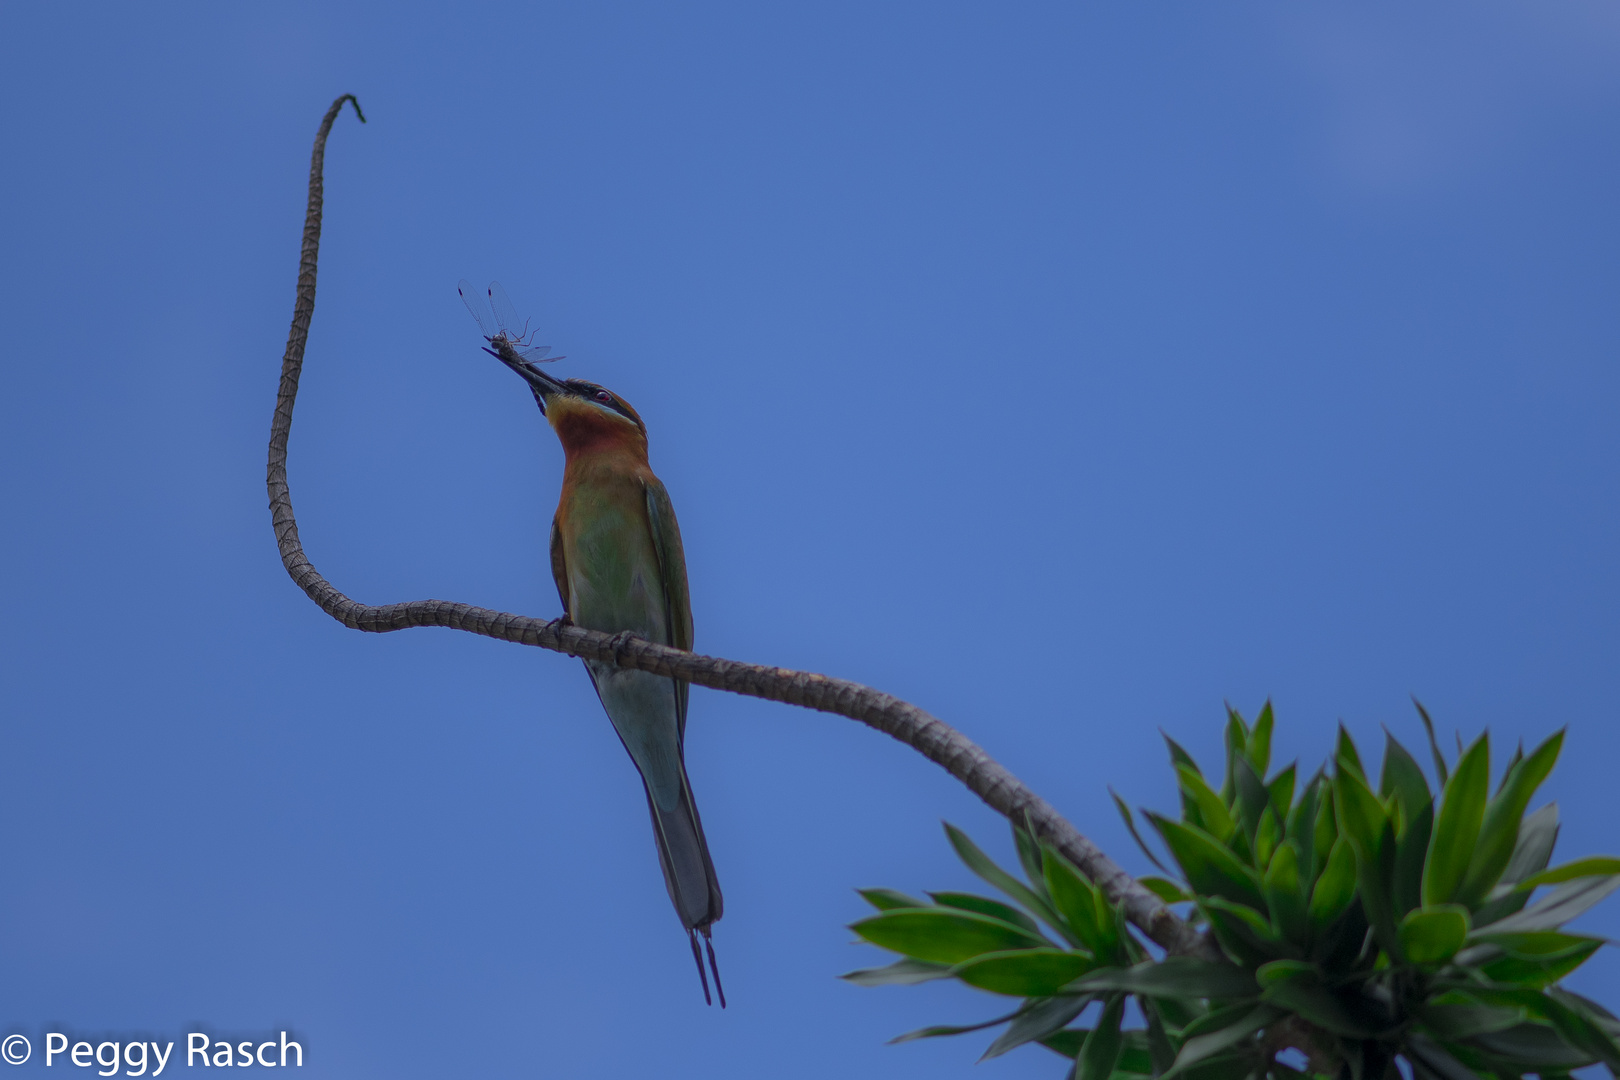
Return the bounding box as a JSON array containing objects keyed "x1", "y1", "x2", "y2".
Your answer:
[{"x1": 488, "y1": 338, "x2": 726, "y2": 1006}]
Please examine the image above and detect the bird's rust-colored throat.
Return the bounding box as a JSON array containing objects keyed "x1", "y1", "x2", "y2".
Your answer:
[{"x1": 547, "y1": 395, "x2": 649, "y2": 461}]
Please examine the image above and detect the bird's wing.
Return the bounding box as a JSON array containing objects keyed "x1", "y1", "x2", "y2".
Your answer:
[
  {"x1": 644, "y1": 478, "x2": 694, "y2": 735},
  {"x1": 549, "y1": 517, "x2": 571, "y2": 616}
]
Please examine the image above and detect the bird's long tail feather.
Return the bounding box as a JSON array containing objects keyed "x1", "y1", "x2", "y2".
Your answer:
[
  {"x1": 705, "y1": 932, "x2": 726, "y2": 1008},
  {"x1": 643, "y1": 766, "x2": 725, "y2": 1003},
  {"x1": 687, "y1": 931, "x2": 711, "y2": 1005}
]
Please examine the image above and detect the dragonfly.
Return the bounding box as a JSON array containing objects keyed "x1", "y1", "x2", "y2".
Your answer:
[{"x1": 457, "y1": 279, "x2": 561, "y2": 364}]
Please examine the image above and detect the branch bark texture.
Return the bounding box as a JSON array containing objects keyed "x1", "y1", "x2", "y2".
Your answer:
[{"x1": 267, "y1": 94, "x2": 1206, "y2": 958}]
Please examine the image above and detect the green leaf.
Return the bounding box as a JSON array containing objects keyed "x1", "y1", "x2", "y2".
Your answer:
[
  {"x1": 1247, "y1": 701, "x2": 1275, "y2": 777},
  {"x1": 1546, "y1": 988, "x2": 1620, "y2": 1068},
  {"x1": 1111, "y1": 901, "x2": 1149, "y2": 966},
  {"x1": 1333, "y1": 769, "x2": 1400, "y2": 954},
  {"x1": 1119, "y1": 1041, "x2": 1156, "y2": 1077},
  {"x1": 1233, "y1": 756, "x2": 1270, "y2": 847},
  {"x1": 1392, "y1": 800, "x2": 1434, "y2": 917},
  {"x1": 1498, "y1": 742, "x2": 1524, "y2": 794},
  {"x1": 1166, "y1": 734, "x2": 1200, "y2": 776},
  {"x1": 943, "y1": 823, "x2": 1071, "y2": 940},
  {"x1": 1147, "y1": 814, "x2": 1266, "y2": 911},
  {"x1": 1398, "y1": 905, "x2": 1471, "y2": 966},
  {"x1": 1553, "y1": 986, "x2": 1620, "y2": 1029},
  {"x1": 1043, "y1": 849, "x2": 1117, "y2": 958},
  {"x1": 889, "y1": 1007, "x2": 1023, "y2": 1044},
  {"x1": 1153, "y1": 990, "x2": 1205, "y2": 1036},
  {"x1": 1255, "y1": 958, "x2": 1315, "y2": 987},
  {"x1": 1308, "y1": 896, "x2": 1369, "y2": 972},
  {"x1": 1363, "y1": 818, "x2": 1402, "y2": 957},
  {"x1": 982, "y1": 994, "x2": 1092, "y2": 1060},
  {"x1": 1179, "y1": 765, "x2": 1237, "y2": 843},
  {"x1": 840, "y1": 957, "x2": 954, "y2": 986},
  {"x1": 1449, "y1": 983, "x2": 1620, "y2": 1071},
  {"x1": 1482, "y1": 876, "x2": 1620, "y2": 934},
  {"x1": 1254, "y1": 807, "x2": 1281, "y2": 872},
  {"x1": 1184, "y1": 1003, "x2": 1259, "y2": 1044},
  {"x1": 1139, "y1": 876, "x2": 1193, "y2": 904},
  {"x1": 1423, "y1": 732, "x2": 1490, "y2": 907},
  {"x1": 929, "y1": 892, "x2": 1042, "y2": 936},
  {"x1": 1285, "y1": 775, "x2": 1322, "y2": 878},
  {"x1": 1379, "y1": 731, "x2": 1433, "y2": 826},
  {"x1": 1312, "y1": 788, "x2": 1338, "y2": 875},
  {"x1": 1222, "y1": 708, "x2": 1249, "y2": 804},
  {"x1": 1267, "y1": 763, "x2": 1297, "y2": 824},
  {"x1": 1477, "y1": 933, "x2": 1603, "y2": 988},
  {"x1": 1223, "y1": 819, "x2": 1254, "y2": 866},
  {"x1": 1417, "y1": 998, "x2": 1524, "y2": 1039},
  {"x1": 1201, "y1": 897, "x2": 1288, "y2": 967},
  {"x1": 1459, "y1": 729, "x2": 1564, "y2": 906},
  {"x1": 1500, "y1": 803, "x2": 1559, "y2": 886},
  {"x1": 1258, "y1": 965, "x2": 1380, "y2": 1037},
  {"x1": 1475, "y1": 815, "x2": 1566, "y2": 927},
  {"x1": 1471, "y1": 891, "x2": 1528, "y2": 930},
  {"x1": 1407, "y1": 1033, "x2": 1481, "y2": 1080},
  {"x1": 1112, "y1": 789, "x2": 1172, "y2": 876},
  {"x1": 1143, "y1": 999, "x2": 1179, "y2": 1075},
  {"x1": 1163, "y1": 1004, "x2": 1280, "y2": 1080},
  {"x1": 1070, "y1": 957, "x2": 1259, "y2": 999},
  {"x1": 1413, "y1": 699, "x2": 1449, "y2": 786},
  {"x1": 1332, "y1": 764, "x2": 1388, "y2": 860},
  {"x1": 1043, "y1": 1029, "x2": 1156, "y2": 1072},
  {"x1": 1166, "y1": 735, "x2": 1206, "y2": 827},
  {"x1": 1520, "y1": 856, "x2": 1620, "y2": 889},
  {"x1": 852, "y1": 908, "x2": 1047, "y2": 964},
  {"x1": 1336, "y1": 724, "x2": 1365, "y2": 779},
  {"x1": 1263, "y1": 840, "x2": 1309, "y2": 944},
  {"x1": 1468, "y1": 1021, "x2": 1596, "y2": 1069},
  {"x1": 1476, "y1": 930, "x2": 1601, "y2": 953},
  {"x1": 1077, "y1": 995, "x2": 1127, "y2": 1080},
  {"x1": 952, "y1": 948, "x2": 1097, "y2": 997},
  {"x1": 1012, "y1": 813, "x2": 1046, "y2": 888},
  {"x1": 858, "y1": 888, "x2": 926, "y2": 910},
  {"x1": 1175, "y1": 1052, "x2": 1260, "y2": 1080},
  {"x1": 1039, "y1": 1029, "x2": 1088, "y2": 1059},
  {"x1": 1309, "y1": 838, "x2": 1358, "y2": 928},
  {"x1": 1473, "y1": 857, "x2": 1617, "y2": 935}
]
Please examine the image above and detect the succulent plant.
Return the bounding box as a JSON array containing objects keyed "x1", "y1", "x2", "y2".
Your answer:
[{"x1": 845, "y1": 704, "x2": 1620, "y2": 1080}]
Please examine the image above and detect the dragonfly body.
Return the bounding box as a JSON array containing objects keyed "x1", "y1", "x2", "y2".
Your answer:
[{"x1": 458, "y1": 280, "x2": 557, "y2": 364}]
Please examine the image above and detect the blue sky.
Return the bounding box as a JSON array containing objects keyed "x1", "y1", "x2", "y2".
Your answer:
[{"x1": 1, "y1": 3, "x2": 1617, "y2": 1077}]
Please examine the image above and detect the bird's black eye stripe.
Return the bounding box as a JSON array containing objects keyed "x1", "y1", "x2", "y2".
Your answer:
[
  {"x1": 564, "y1": 379, "x2": 641, "y2": 426},
  {"x1": 592, "y1": 389, "x2": 625, "y2": 414}
]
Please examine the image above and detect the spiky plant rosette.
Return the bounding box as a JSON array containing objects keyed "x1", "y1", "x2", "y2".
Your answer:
[{"x1": 844, "y1": 704, "x2": 1620, "y2": 1080}]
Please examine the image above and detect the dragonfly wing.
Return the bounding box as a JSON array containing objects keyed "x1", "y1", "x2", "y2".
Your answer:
[
  {"x1": 487, "y1": 281, "x2": 526, "y2": 338},
  {"x1": 517, "y1": 344, "x2": 553, "y2": 362},
  {"x1": 458, "y1": 279, "x2": 498, "y2": 338}
]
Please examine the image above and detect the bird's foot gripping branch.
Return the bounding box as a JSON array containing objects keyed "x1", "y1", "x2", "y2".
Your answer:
[{"x1": 844, "y1": 703, "x2": 1620, "y2": 1080}]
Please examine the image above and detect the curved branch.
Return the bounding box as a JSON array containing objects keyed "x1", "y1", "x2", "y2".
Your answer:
[{"x1": 267, "y1": 94, "x2": 1206, "y2": 958}]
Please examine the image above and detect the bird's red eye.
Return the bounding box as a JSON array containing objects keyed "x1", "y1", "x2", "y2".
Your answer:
[{"x1": 594, "y1": 391, "x2": 612, "y2": 404}]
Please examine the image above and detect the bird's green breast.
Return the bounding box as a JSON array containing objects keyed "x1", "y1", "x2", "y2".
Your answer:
[{"x1": 556, "y1": 467, "x2": 668, "y2": 644}]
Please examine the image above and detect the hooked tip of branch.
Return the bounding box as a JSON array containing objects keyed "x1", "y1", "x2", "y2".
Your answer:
[{"x1": 336, "y1": 94, "x2": 367, "y2": 124}]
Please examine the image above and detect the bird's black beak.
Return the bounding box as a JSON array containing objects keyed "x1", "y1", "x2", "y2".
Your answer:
[{"x1": 487, "y1": 340, "x2": 565, "y2": 415}]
